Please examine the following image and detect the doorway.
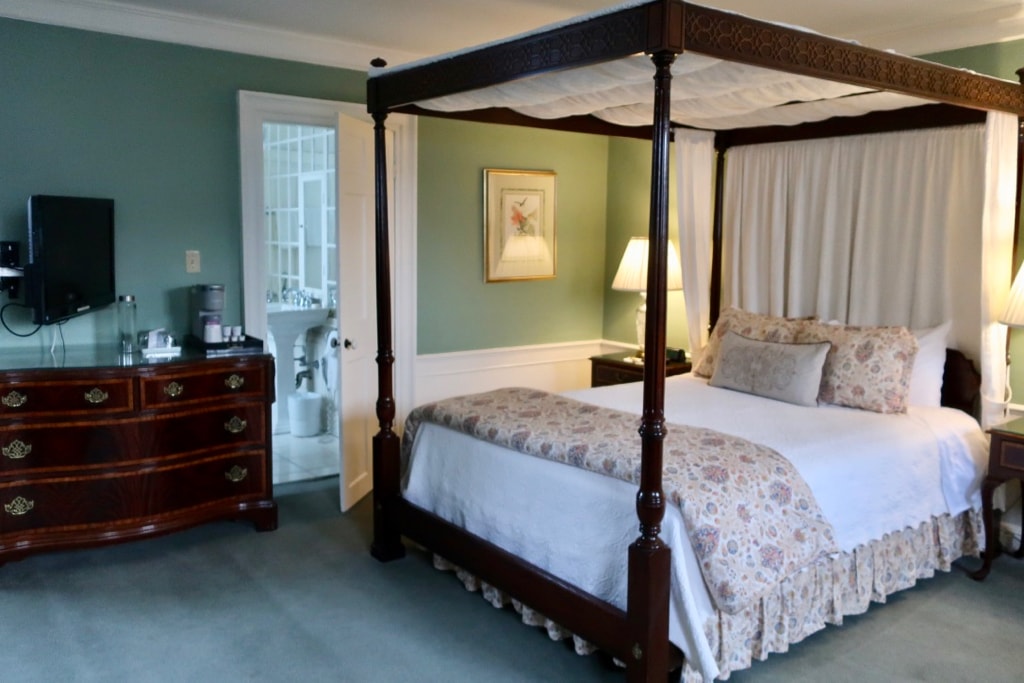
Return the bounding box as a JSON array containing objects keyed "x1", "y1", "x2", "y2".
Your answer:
[
  {"x1": 263, "y1": 122, "x2": 338, "y2": 484},
  {"x1": 238, "y1": 91, "x2": 417, "y2": 511}
]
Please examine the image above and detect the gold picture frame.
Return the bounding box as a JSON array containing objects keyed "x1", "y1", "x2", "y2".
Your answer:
[{"x1": 484, "y1": 168, "x2": 557, "y2": 282}]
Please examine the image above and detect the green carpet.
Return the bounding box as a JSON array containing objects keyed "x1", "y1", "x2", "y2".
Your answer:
[{"x1": 1, "y1": 477, "x2": 1021, "y2": 682}]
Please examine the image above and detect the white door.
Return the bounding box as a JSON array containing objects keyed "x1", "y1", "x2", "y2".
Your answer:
[
  {"x1": 336, "y1": 113, "x2": 376, "y2": 511},
  {"x1": 239, "y1": 92, "x2": 417, "y2": 513}
]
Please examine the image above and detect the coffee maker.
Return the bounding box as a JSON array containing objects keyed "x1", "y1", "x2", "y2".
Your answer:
[{"x1": 190, "y1": 284, "x2": 225, "y2": 341}]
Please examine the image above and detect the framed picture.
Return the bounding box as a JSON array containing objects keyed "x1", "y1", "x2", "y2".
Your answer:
[{"x1": 484, "y1": 168, "x2": 557, "y2": 282}]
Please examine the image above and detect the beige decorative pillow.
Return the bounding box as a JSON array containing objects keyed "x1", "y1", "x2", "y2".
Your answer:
[
  {"x1": 798, "y1": 321, "x2": 919, "y2": 414},
  {"x1": 709, "y1": 332, "x2": 831, "y2": 406},
  {"x1": 693, "y1": 307, "x2": 816, "y2": 378}
]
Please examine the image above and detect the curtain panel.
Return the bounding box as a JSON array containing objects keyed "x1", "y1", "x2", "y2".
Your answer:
[{"x1": 717, "y1": 120, "x2": 1016, "y2": 426}]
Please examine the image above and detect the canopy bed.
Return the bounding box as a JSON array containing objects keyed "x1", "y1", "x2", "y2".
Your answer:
[{"x1": 365, "y1": 2, "x2": 1024, "y2": 681}]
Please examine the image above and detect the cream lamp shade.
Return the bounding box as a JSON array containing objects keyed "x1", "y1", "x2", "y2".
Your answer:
[
  {"x1": 1001, "y1": 266, "x2": 1024, "y2": 327},
  {"x1": 997, "y1": 265, "x2": 1024, "y2": 409},
  {"x1": 611, "y1": 236, "x2": 683, "y2": 359},
  {"x1": 611, "y1": 236, "x2": 683, "y2": 293}
]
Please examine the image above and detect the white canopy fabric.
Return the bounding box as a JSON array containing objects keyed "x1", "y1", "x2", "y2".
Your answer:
[{"x1": 404, "y1": 53, "x2": 936, "y2": 130}]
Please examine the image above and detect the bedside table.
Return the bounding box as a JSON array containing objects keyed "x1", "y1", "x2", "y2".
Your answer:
[
  {"x1": 589, "y1": 351, "x2": 691, "y2": 387},
  {"x1": 971, "y1": 417, "x2": 1024, "y2": 580}
]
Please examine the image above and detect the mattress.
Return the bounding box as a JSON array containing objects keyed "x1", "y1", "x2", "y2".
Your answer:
[{"x1": 402, "y1": 374, "x2": 988, "y2": 680}]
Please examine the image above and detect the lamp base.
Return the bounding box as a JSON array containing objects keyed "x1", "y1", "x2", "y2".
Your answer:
[{"x1": 635, "y1": 294, "x2": 647, "y2": 361}]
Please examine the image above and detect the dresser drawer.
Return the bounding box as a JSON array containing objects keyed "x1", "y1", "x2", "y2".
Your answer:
[
  {"x1": 142, "y1": 403, "x2": 267, "y2": 458},
  {"x1": 592, "y1": 363, "x2": 642, "y2": 387},
  {"x1": 995, "y1": 437, "x2": 1024, "y2": 475},
  {"x1": 149, "y1": 452, "x2": 268, "y2": 514},
  {"x1": 0, "y1": 420, "x2": 137, "y2": 473},
  {"x1": 0, "y1": 377, "x2": 134, "y2": 419},
  {"x1": 139, "y1": 361, "x2": 269, "y2": 410},
  {"x1": 1, "y1": 473, "x2": 148, "y2": 534},
  {"x1": 0, "y1": 452, "x2": 267, "y2": 535}
]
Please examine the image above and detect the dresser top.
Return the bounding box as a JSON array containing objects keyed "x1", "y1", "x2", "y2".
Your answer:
[{"x1": 0, "y1": 346, "x2": 267, "y2": 372}]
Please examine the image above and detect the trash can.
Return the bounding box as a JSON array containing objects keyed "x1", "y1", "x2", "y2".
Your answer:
[{"x1": 287, "y1": 391, "x2": 323, "y2": 437}]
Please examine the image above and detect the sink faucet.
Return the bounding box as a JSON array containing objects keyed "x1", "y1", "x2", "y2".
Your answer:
[{"x1": 295, "y1": 368, "x2": 313, "y2": 390}]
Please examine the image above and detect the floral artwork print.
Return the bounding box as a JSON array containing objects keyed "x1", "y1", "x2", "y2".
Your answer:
[
  {"x1": 484, "y1": 169, "x2": 556, "y2": 281},
  {"x1": 403, "y1": 387, "x2": 838, "y2": 615},
  {"x1": 503, "y1": 191, "x2": 542, "y2": 238}
]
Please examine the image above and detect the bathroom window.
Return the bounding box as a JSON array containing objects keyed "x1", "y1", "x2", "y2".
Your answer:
[{"x1": 264, "y1": 123, "x2": 337, "y2": 307}]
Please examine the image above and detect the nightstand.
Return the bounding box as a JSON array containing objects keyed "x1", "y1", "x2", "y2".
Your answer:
[
  {"x1": 971, "y1": 417, "x2": 1024, "y2": 580},
  {"x1": 589, "y1": 351, "x2": 691, "y2": 387}
]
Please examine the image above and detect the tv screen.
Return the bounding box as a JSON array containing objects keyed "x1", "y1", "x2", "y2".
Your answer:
[{"x1": 26, "y1": 195, "x2": 116, "y2": 325}]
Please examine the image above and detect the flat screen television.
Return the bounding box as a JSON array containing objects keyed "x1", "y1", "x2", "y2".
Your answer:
[{"x1": 26, "y1": 195, "x2": 116, "y2": 325}]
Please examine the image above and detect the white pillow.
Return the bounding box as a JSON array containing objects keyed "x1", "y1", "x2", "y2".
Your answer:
[
  {"x1": 709, "y1": 331, "x2": 831, "y2": 406},
  {"x1": 909, "y1": 321, "x2": 951, "y2": 407}
]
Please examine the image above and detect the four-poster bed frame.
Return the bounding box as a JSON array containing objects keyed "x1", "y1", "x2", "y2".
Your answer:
[{"x1": 366, "y1": 2, "x2": 1024, "y2": 680}]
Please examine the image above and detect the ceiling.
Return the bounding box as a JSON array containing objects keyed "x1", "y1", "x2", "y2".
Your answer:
[{"x1": 3, "y1": 0, "x2": 1024, "y2": 70}]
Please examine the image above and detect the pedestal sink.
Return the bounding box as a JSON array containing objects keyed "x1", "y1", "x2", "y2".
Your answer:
[{"x1": 266, "y1": 303, "x2": 330, "y2": 434}]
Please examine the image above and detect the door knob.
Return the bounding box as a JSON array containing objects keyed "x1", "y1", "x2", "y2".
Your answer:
[{"x1": 343, "y1": 338, "x2": 355, "y2": 349}]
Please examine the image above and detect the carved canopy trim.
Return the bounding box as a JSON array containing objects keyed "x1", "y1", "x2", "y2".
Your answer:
[
  {"x1": 368, "y1": 1, "x2": 1024, "y2": 120},
  {"x1": 683, "y1": 5, "x2": 1024, "y2": 115}
]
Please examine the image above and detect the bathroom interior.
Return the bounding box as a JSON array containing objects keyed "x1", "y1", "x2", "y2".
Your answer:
[{"x1": 263, "y1": 122, "x2": 340, "y2": 484}]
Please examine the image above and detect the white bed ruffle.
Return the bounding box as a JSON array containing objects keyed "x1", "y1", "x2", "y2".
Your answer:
[{"x1": 432, "y1": 509, "x2": 981, "y2": 682}]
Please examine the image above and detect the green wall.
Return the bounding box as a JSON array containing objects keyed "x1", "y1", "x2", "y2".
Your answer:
[
  {"x1": 603, "y1": 137, "x2": 689, "y2": 352},
  {"x1": 416, "y1": 118, "x2": 609, "y2": 354},
  {"x1": 2, "y1": 14, "x2": 1020, "y2": 367},
  {"x1": 0, "y1": 18, "x2": 363, "y2": 350},
  {"x1": 0, "y1": 17, "x2": 615, "y2": 358},
  {"x1": 923, "y1": 39, "x2": 1024, "y2": 81}
]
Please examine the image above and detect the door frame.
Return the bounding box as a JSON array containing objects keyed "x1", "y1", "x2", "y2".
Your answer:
[{"x1": 238, "y1": 90, "x2": 417, "y2": 440}]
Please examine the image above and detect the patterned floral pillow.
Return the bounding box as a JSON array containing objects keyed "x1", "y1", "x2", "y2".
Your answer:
[
  {"x1": 798, "y1": 321, "x2": 919, "y2": 414},
  {"x1": 693, "y1": 307, "x2": 816, "y2": 378}
]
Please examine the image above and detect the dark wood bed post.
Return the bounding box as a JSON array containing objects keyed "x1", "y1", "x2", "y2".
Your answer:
[
  {"x1": 368, "y1": 59, "x2": 405, "y2": 563},
  {"x1": 1013, "y1": 67, "x2": 1024, "y2": 265},
  {"x1": 627, "y1": 47, "x2": 676, "y2": 683},
  {"x1": 708, "y1": 144, "x2": 727, "y2": 331}
]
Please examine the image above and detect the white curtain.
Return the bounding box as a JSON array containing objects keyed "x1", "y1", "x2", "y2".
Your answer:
[
  {"x1": 978, "y1": 112, "x2": 1017, "y2": 428},
  {"x1": 720, "y1": 120, "x2": 1017, "y2": 427},
  {"x1": 674, "y1": 130, "x2": 716, "y2": 356}
]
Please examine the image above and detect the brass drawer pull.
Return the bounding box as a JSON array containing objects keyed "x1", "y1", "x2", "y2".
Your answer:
[
  {"x1": 4, "y1": 496, "x2": 34, "y2": 516},
  {"x1": 2, "y1": 390, "x2": 27, "y2": 408},
  {"x1": 163, "y1": 381, "x2": 184, "y2": 398},
  {"x1": 2, "y1": 440, "x2": 32, "y2": 460},
  {"x1": 224, "y1": 465, "x2": 248, "y2": 483},
  {"x1": 84, "y1": 388, "x2": 110, "y2": 404},
  {"x1": 225, "y1": 374, "x2": 245, "y2": 390},
  {"x1": 224, "y1": 416, "x2": 247, "y2": 434}
]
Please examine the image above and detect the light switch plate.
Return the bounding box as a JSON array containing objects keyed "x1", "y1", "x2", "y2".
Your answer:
[{"x1": 185, "y1": 250, "x2": 200, "y2": 273}]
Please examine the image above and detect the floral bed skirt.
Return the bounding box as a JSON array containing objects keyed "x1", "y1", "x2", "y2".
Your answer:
[{"x1": 432, "y1": 509, "x2": 981, "y2": 681}]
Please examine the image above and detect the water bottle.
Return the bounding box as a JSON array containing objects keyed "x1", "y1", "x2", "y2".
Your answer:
[{"x1": 118, "y1": 295, "x2": 137, "y2": 355}]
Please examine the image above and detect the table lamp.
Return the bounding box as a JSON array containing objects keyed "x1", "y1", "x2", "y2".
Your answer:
[
  {"x1": 1000, "y1": 265, "x2": 1024, "y2": 406},
  {"x1": 611, "y1": 236, "x2": 683, "y2": 360}
]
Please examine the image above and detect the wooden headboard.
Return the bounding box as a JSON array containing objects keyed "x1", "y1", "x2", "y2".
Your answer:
[{"x1": 942, "y1": 348, "x2": 982, "y2": 417}]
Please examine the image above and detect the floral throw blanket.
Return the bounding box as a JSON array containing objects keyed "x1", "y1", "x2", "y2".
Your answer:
[{"x1": 403, "y1": 387, "x2": 838, "y2": 615}]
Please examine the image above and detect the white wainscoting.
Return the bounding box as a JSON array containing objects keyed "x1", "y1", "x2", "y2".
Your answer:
[{"x1": 413, "y1": 339, "x2": 630, "y2": 407}]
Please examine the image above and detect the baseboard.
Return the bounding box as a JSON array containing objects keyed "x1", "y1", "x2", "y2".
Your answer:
[{"x1": 413, "y1": 339, "x2": 629, "y2": 406}]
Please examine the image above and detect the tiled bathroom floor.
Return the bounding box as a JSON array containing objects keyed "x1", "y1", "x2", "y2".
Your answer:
[{"x1": 272, "y1": 432, "x2": 340, "y2": 484}]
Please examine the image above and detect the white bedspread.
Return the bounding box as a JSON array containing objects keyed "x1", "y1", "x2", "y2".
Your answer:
[
  {"x1": 568, "y1": 374, "x2": 989, "y2": 551},
  {"x1": 402, "y1": 374, "x2": 987, "y2": 681}
]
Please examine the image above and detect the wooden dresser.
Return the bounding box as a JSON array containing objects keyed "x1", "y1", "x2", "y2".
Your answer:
[{"x1": 0, "y1": 348, "x2": 277, "y2": 565}]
